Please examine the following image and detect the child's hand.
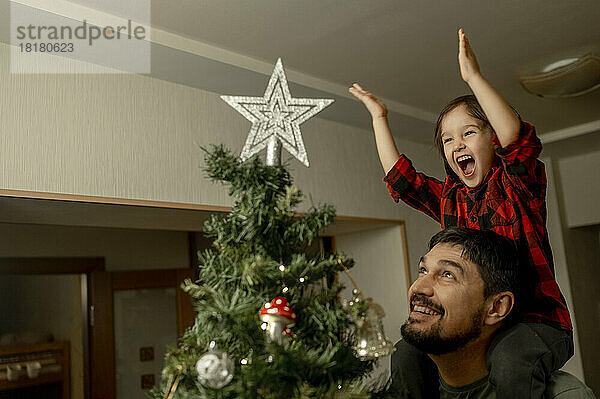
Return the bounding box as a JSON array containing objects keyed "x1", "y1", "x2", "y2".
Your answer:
[
  {"x1": 349, "y1": 83, "x2": 388, "y2": 119},
  {"x1": 458, "y1": 28, "x2": 481, "y2": 83}
]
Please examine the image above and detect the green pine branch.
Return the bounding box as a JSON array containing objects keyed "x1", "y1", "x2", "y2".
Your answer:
[{"x1": 148, "y1": 146, "x2": 393, "y2": 399}]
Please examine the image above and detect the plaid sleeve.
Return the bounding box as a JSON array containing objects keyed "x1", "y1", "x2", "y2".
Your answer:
[
  {"x1": 494, "y1": 122, "x2": 546, "y2": 200},
  {"x1": 383, "y1": 155, "x2": 443, "y2": 223}
]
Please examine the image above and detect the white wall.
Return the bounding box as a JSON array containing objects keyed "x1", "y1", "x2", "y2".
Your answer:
[
  {"x1": 0, "y1": 39, "x2": 445, "y2": 398},
  {"x1": 3, "y1": 35, "x2": 598, "y2": 388},
  {"x1": 543, "y1": 157, "x2": 584, "y2": 380},
  {"x1": 556, "y1": 150, "x2": 600, "y2": 227},
  {"x1": 0, "y1": 41, "x2": 443, "y2": 278},
  {"x1": 335, "y1": 225, "x2": 409, "y2": 381},
  {"x1": 545, "y1": 148, "x2": 600, "y2": 389}
]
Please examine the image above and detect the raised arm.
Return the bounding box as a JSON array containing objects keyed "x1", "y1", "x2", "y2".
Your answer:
[
  {"x1": 458, "y1": 28, "x2": 520, "y2": 148},
  {"x1": 349, "y1": 83, "x2": 400, "y2": 174}
]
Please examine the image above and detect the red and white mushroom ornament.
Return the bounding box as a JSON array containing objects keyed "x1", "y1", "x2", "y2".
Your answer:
[{"x1": 259, "y1": 297, "x2": 296, "y2": 345}]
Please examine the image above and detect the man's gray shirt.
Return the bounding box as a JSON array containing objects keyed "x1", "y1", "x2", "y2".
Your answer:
[{"x1": 439, "y1": 371, "x2": 596, "y2": 398}]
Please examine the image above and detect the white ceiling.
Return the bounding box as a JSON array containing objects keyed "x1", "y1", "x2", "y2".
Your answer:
[
  {"x1": 153, "y1": 0, "x2": 600, "y2": 136},
  {"x1": 5, "y1": 0, "x2": 600, "y2": 144}
]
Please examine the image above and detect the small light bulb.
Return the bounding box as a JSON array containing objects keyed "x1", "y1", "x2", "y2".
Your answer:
[
  {"x1": 279, "y1": 265, "x2": 285, "y2": 272},
  {"x1": 241, "y1": 358, "x2": 248, "y2": 365},
  {"x1": 299, "y1": 277, "x2": 305, "y2": 283},
  {"x1": 282, "y1": 286, "x2": 289, "y2": 293},
  {"x1": 338, "y1": 385, "x2": 342, "y2": 390},
  {"x1": 260, "y1": 322, "x2": 267, "y2": 330}
]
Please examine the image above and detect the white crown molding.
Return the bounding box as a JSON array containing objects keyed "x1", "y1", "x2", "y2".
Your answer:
[
  {"x1": 11, "y1": 0, "x2": 437, "y2": 123},
  {"x1": 540, "y1": 119, "x2": 600, "y2": 144}
]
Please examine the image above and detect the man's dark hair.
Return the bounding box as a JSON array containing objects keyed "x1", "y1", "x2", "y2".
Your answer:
[{"x1": 428, "y1": 227, "x2": 524, "y2": 319}]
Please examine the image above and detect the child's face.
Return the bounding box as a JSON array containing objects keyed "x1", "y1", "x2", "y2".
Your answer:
[{"x1": 441, "y1": 104, "x2": 495, "y2": 188}]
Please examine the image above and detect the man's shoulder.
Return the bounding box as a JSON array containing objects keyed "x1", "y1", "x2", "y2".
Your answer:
[
  {"x1": 437, "y1": 371, "x2": 595, "y2": 399},
  {"x1": 546, "y1": 371, "x2": 596, "y2": 399}
]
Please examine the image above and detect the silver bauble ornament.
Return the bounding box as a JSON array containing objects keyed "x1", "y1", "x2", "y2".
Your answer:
[{"x1": 195, "y1": 341, "x2": 234, "y2": 389}]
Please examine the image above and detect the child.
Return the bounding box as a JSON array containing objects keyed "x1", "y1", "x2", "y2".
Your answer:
[{"x1": 350, "y1": 29, "x2": 573, "y2": 398}]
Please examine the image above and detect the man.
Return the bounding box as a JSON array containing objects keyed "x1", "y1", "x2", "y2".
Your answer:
[{"x1": 390, "y1": 227, "x2": 595, "y2": 398}]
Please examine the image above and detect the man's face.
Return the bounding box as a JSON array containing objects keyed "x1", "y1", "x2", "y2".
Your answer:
[
  {"x1": 401, "y1": 242, "x2": 487, "y2": 354},
  {"x1": 441, "y1": 104, "x2": 495, "y2": 188}
]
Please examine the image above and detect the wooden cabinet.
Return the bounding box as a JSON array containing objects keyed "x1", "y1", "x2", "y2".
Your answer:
[{"x1": 0, "y1": 341, "x2": 70, "y2": 399}]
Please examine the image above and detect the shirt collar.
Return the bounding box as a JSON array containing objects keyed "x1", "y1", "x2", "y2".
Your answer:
[{"x1": 439, "y1": 374, "x2": 490, "y2": 393}]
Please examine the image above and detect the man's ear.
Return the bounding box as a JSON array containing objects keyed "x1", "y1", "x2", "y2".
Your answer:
[{"x1": 484, "y1": 291, "x2": 514, "y2": 326}]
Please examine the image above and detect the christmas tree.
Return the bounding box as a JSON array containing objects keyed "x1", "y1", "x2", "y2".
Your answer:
[{"x1": 150, "y1": 145, "x2": 393, "y2": 399}]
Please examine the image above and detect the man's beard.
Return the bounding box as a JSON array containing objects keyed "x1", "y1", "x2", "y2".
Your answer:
[{"x1": 400, "y1": 305, "x2": 484, "y2": 355}]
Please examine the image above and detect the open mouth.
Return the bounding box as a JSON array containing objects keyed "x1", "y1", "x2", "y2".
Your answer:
[
  {"x1": 412, "y1": 305, "x2": 442, "y2": 316},
  {"x1": 410, "y1": 296, "x2": 444, "y2": 317},
  {"x1": 456, "y1": 154, "x2": 475, "y2": 177}
]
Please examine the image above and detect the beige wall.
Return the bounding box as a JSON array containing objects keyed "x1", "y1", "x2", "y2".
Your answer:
[
  {"x1": 3, "y1": 38, "x2": 597, "y2": 390},
  {"x1": 0, "y1": 42, "x2": 443, "y2": 275},
  {"x1": 0, "y1": 223, "x2": 189, "y2": 399},
  {"x1": 547, "y1": 151, "x2": 600, "y2": 392},
  {"x1": 0, "y1": 41, "x2": 442, "y2": 397},
  {"x1": 0, "y1": 223, "x2": 189, "y2": 270},
  {"x1": 0, "y1": 274, "x2": 84, "y2": 399},
  {"x1": 556, "y1": 150, "x2": 600, "y2": 227},
  {"x1": 335, "y1": 225, "x2": 409, "y2": 380},
  {"x1": 543, "y1": 158, "x2": 585, "y2": 380},
  {"x1": 560, "y1": 228, "x2": 599, "y2": 392}
]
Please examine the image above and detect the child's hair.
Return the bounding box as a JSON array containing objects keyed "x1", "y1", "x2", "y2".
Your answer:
[{"x1": 433, "y1": 95, "x2": 491, "y2": 159}]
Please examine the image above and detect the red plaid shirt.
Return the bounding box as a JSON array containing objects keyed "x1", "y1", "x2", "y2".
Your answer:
[{"x1": 384, "y1": 122, "x2": 571, "y2": 331}]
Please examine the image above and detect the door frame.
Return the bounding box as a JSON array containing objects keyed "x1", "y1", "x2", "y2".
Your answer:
[
  {"x1": 0, "y1": 256, "x2": 105, "y2": 399},
  {"x1": 88, "y1": 268, "x2": 195, "y2": 399}
]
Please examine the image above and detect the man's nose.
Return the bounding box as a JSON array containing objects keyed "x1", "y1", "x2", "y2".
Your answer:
[{"x1": 409, "y1": 274, "x2": 434, "y2": 297}]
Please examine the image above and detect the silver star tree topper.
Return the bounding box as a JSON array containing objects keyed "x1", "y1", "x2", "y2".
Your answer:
[{"x1": 221, "y1": 58, "x2": 334, "y2": 167}]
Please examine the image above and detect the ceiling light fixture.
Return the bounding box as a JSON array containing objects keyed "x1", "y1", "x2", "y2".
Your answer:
[
  {"x1": 519, "y1": 54, "x2": 600, "y2": 98},
  {"x1": 541, "y1": 58, "x2": 581, "y2": 73}
]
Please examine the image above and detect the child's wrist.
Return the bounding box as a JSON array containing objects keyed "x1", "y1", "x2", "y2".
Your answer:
[
  {"x1": 372, "y1": 113, "x2": 388, "y2": 121},
  {"x1": 465, "y1": 72, "x2": 484, "y2": 85}
]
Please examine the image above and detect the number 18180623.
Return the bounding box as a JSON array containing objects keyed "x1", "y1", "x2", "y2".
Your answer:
[{"x1": 19, "y1": 42, "x2": 74, "y2": 52}]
